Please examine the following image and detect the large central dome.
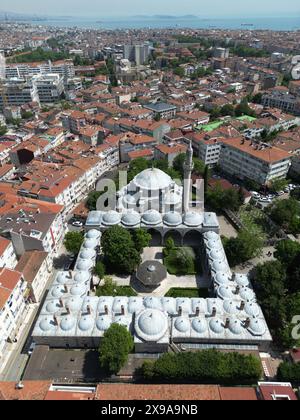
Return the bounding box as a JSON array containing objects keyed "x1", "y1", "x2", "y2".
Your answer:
[{"x1": 134, "y1": 168, "x2": 172, "y2": 191}]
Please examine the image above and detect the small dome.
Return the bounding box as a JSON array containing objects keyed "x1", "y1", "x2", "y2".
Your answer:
[
  {"x1": 83, "y1": 239, "x2": 98, "y2": 249},
  {"x1": 128, "y1": 297, "x2": 144, "y2": 314},
  {"x1": 39, "y1": 317, "x2": 56, "y2": 332},
  {"x1": 245, "y1": 302, "x2": 260, "y2": 317},
  {"x1": 51, "y1": 286, "x2": 65, "y2": 299},
  {"x1": 214, "y1": 272, "x2": 230, "y2": 286},
  {"x1": 76, "y1": 259, "x2": 93, "y2": 271},
  {"x1": 56, "y1": 272, "x2": 69, "y2": 284},
  {"x1": 144, "y1": 296, "x2": 162, "y2": 310},
  {"x1": 212, "y1": 260, "x2": 229, "y2": 273},
  {"x1": 86, "y1": 229, "x2": 101, "y2": 239},
  {"x1": 65, "y1": 297, "x2": 82, "y2": 312},
  {"x1": 183, "y1": 212, "x2": 203, "y2": 227},
  {"x1": 234, "y1": 274, "x2": 250, "y2": 287},
  {"x1": 209, "y1": 249, "x2": 225, "y2": 261},
  {"x1": 96, "y1": 315, "x2": 111, "y2": 331},
  {"x1": 174, "y1": 317, "x2": 190, "y2": 333},
  {"x1": 79, "y1": 249, "x2": 96, "y2": 260},
  {"x1": 142, "y1": 210, "x2": 162, "y2": 226},
  {"x1": 60, "y1": 315, "x2": 75, "y2": 331},
  {"x1": 163, "y1": 212, "x2": 182, "y2": 227},
  {"x1": 176, "y1": 298, "x2": 191, "y2": 313},
  {"x1": 122, "y1": 211, "x2": 140, "y2": 227},
  {"x1": 161, "y1": 297, "x2": 177, "y2": 314},
  {"x1": 164, "y1": 191, "x2": 182, "y2": 206},
  {"x1": 223, "y1": 300, "x2": 239, "y2": 314},
  {"x1": 209, "y1": 318, "x2": 224, "y2": 334},
  {"x1": 192, "y1": 318, "x2": 207, "y2": 334},
  {"x1": 134, "y1": 168, "x2": 172, "y2": 190},
  {"x1": 45, "y1": 300, "x2": 61, "y2": 314},
  {"x1": 248, "y1": 317, "x2": 266, "y2": 336},
  {"x1": 70, "y1": 284, "x2": 86, "y2": 296},
  {"x1": 112, "y1": 297, "x2": 128, "y2": 313},
  {"x1": 78, "y1": 315, "x2": 94, "y2": 331},
  {"x1": 191, "y1": 299, "x2": 206, "y2": 314},
  {"x1": 229, "y1": 319, "x2": 243, "y2": 335},
  {"x1": 136, "y1": 309, "x2": 168, "y2": 341},
  {"x1": 217, "y1": 286, "x2": 233, "y2": 300},
  {"x1": 239, "y1": 287, "x2": 255, "y2": 302},
  {"x1": 102, "y1": 211, "x2": 121, "y2": 226},
  {"x1": 203, "y1": 231, "x2": 219, "y2": 241},
  {"x1": 206, "y1": 239, "x2": 223, "y2": 251},
  {"x1": 74, "y1": 271, "x2": 90, "y2": 284}
]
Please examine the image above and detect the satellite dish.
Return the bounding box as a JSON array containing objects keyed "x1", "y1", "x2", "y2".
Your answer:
[{"x1": 291, "y1": 55, "x2": 300, "y2": 80}]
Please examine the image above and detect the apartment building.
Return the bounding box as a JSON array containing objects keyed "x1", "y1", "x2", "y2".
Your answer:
[
  {"x1": 185, "y1": 132, "x2": 221, "y2": 167},
  {"x1": 219, "y1": 137, "x2": 291, "y2": 185},
  {"x1": 5, "y1": 60, "x2": 75, "y2": 82},
  {"x1": 16, "y1": 251, "x2": 51, "y2": 303},
  {"x1": 262, "y1": 90, "x2": 300, "y2": 115},
  {"x1": 143, "y1": 102, "x2": 177, "y2": 120},
  {"x1": 61, "y1": 111, "x2": 87, "y2": 134},
  {"x1": 0, "y1": 238, "x2": 18, "y2": 269},
  {"x1": 32, "y1": 74, "x2": 64, "y2": 103},
  {"x1": 119, "y1": 133, "x2": 157, "y2": 162},
  {"x1": 155, "y1": 143, "x2": 187, "y2": 166},
  {"x1": 0, "y1": 268, "x2": 28, "y2": 363},
  {"x1": 0, "y1": 79, "x2": 39, "y2": 108}
]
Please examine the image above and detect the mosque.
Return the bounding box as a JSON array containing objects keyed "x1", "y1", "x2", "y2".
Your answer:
[{"x1": 32, "y1": 143, "x2": 272, "y2": 352}]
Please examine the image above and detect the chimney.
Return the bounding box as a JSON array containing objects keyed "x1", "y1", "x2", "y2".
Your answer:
[
  {"x1": 87, "y1": 305, "x2": 91, "y2": 315},
  {"x1": 178, "y1": 306, "x2": 183, "y2": 316},
  {"x1": 231, "y1": 273, "x2": 236, "y2": 282},
  {"x1": 235, "y1": 285, "x2": 240, "y2": 295},
  {"x1": 121, "y1": 305, "x2": 125, "y2": 315},
  {"x1": 68, "y1": 270, "x2": 72, "y2": 279},
  {"x1": 240, "y1": 301, "x2": 245, "y2": 311},
  {"x1": 195, "y1": 307, "x2": 200, "y2": 317},
  {"x1": 64, "y1": 285, "x2": 68, "y2": 293},
  {"x1": 244, "y1": 317, "x2": 251, "y2": 328},
  {"x1": 104, "y1": 305, "x2": 108, "y2": 315},
  {"x1": 212, "y1": 307, "x2": 217, "y2": 317},
  {"x1": 225, "y1": 318, "x2": 230, "y2": 329},
  {"x1": 59, "y1": 298, "x2": 64, "y2": 308},
  {"x1": 65, "y1": 305, "x2": 70, "y2": 315},
  {"x1": 53, "y1": 315, "x2": 58, "y2": 326}
]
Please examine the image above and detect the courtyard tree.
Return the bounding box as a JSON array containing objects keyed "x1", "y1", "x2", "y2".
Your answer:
[
  {"x1": 269, "y1": 178, "x2": 288, "y2": 193},
  {"x1": 64, "y1": 231, "x2": 84, "y2": 255},
  {"x1": 274, "y1": 240, "x2": 300, "y2": 267},
  {"x1": 101, "y1": 226, "x2": 141, "y2": 274},
  {"x1": 132, "y1": 229, "x2": 152, "y2": 253},
  {"x1": 99, "y1": 324, "x2": 134, "y2": 374},
  {"x1": 94, "y1": 261, "x2": 106, "y2": 280},
  {"x1": 128, "y1": 157, "x2": 149, "y2": 181},
  {"x1": 86, "y1": 191, "x2": 102, "y2": 211},
  {"x1": 224, "y1": 229, "x2": 263, "y2": 267},
  {"x1": 269, "y1": 198, "x2": 300, "y2": 234}
]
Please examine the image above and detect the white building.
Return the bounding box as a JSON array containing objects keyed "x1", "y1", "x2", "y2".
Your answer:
[
  {"x1": 219, "y1": 137, "x2": 291, "y2": 185},
  {"x1": 0, "y1": 237, "x2": 18, "y2": 269},
  {"x1": 32, "y1": 73, "x2": 64, "y2": 103},
  {"x1": 0, "y1": 268, "x2": 28, "y2": 363}
]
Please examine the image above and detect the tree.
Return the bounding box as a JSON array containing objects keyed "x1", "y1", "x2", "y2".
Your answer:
[
  {"x1": 128, "y1": 157, "x2": 149, "y2": 181},
  {"x1": 203, "y1": 165, "x2": 210, "y2": 196},
  {"x1": 101, "y1": 226, "x2": 141, "y2": 274},
  {"x1": 224, "y1": 229, "x2": 263, "y2": 267},
  {"x1": 0, "y1": 125, "x2": 7, "y2": 136},
  {"x1": 164, "y1": 237, "x2": 175, "y2": 255},
  {"x1": 132, "y1": 229, "x2": 152, "y2": 253},
  {"x1": 269, "y1": 178, "x2": 288, "y2": 193},
  {"x1": 275, "y1": 240, "x2": 300, "y2": 267},
  {"x1": 269, "y1": 198, "x2": 300, "y2": 234},
  {"x1": 277, "y1": 362, "x2": 300, "y2": 385},
  {"x1": 96, "y1": 276, "x2": 118, "y2": 296},
  {"x1": 64, "y1": 231, "x2": 84, "y2": 255},
  {"x1": 86, "y1": 191, "x2": 102, "y2": 211},
  {"x1": 172, "y1": 153, "x2": 186, "y2": 177},
  {"x1": 174, "y1": 67, "x2": 185, "y2": 77},
  {"x1": 99, "y1": 324, "x2": 134, "y2": 374},
  {"x1": 94, "y1": 261, "x2": 106, "y2": 280}
]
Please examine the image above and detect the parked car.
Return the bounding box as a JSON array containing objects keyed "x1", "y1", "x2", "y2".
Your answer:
[
  {"x1": 250, "y1": 191, "x2": 261, "y2": 200},
  {"x1": 72, "y1": 220, "x2": 83, "y2": 227}
]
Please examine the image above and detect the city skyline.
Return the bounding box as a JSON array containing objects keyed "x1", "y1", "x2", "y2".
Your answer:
[{"x1": 2, "y1": 0, "x2": 300, "y2": 18}]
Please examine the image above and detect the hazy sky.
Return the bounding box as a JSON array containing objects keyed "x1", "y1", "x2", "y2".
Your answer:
[{"x1": 3, "y1": 0, "x2": 300, "y2": 18}]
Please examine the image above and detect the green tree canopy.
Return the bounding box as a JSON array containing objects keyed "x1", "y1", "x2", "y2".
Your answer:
[
  {"x1": 132, "y1": 229, "x2": 152, "y2": 253},
  {"x1": 269, "y1": 198, "x2": 300, "y2": 234},
  {"x1": 94, "y1": 261, "x2": 106, "y2": 280},
  {"x1": 275, "y1": 240, "x2": 300, "y2": 267},
  {"x1": 64, "y1": 231, "x2": 84, "y2": 255},
  {"x1": 99, "y1": 324, "x2": 134, "y2": 374},
  {"x1": 101, "y1": 226, "x2": 141, "y2": 274}
]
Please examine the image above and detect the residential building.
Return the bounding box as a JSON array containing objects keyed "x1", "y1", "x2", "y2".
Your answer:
[
  {"x1": 0, "y1": 237, "x2": 18, "y2": 269},
  {"x1": 143, "y1": 102, "x2": 177, "y2": 120}
]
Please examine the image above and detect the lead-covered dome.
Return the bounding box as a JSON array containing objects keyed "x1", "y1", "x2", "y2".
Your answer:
[
  {"x1": 78, "y1": 315, "x2": 94, "y2": 331},
  {"x1": 135, "y1": 309, "x2": 168, "y2": 341},
  {"x1": 122, "y1": 211, "x2": 140, "y2": 227},
  {"x1": 83, "y1": 239, "x2": 98, "y2": 249},
  {"x1": 102, "y1": 211, "x2": 121, "y2": 226},
  {"x1": 134, "y1": 168, "x2": 172, "y2": 191},
  {"x1": 248, "y1": 317, "x2": 266, "y2": 336},
  {"x1": 142, "y1": 210, "x2": 162, "y2": 226},
  {"x1": 39, "y1": 317, "x2": 56, "y2": 332},
  {"x1": 209, "y1": 318, "x2": 224, "y2": 334},
  {"x1": 163, "y1": 212, "x2": 182, "y2": 227},
  {"x1": 60, "y1": 315, "x2": 76, "y2": 331},
  {"x1": 174, "y1": 316, "x2": 190, "y2": 333},
  {"x1": 74, "y1": 271, "x2": 90, "y2": 284},
  {"x1": 85, "y1": 229, "x2": 101, "y2": 240},
  {"x1": 192, "y1": 318, "x2": 207, "y2": 334},
  {"x1": 228, "y1": 319, "x2": 243, "y2": 335},
  {"x1": 96, "y1": 315, "x2": 111, "y2": 331},
  {"x1": 183, "y1": 212, "x2": 203, "y2": 227}
]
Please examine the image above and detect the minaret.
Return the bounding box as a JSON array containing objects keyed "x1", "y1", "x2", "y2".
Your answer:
[{"x1": 183, "y1": 139, "x2": 194, "y2": 213}]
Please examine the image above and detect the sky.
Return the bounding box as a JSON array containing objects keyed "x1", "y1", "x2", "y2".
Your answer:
[{"x1": 2, "y1": 0, "x2": 300, "y2": 18}]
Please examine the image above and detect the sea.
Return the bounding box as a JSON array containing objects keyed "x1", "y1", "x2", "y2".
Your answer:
[{"x1": 27, "y1": 16, "x2": 300, "y2": 31}]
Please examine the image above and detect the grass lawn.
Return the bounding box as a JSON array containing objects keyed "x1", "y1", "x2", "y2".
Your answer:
[
  {"x1": 201, "y1": 120, "x2": 224, "y2": 132},
  {"x1": 96, "y1": 285, "x2": 137, "y2": 297},
  {"x1": 165, "y1": 288, "x2": 209, "y2": 298},
  {"x1": 164, "y1": 247, "x2": 203, "y2": 276},
  {"x1": 236, "y1": 115, "x2": 257, "y2": 122}
]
